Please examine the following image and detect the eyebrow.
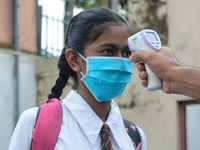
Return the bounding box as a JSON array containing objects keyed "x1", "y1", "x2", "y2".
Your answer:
[
  {"x1": 98, "y1": 43, "x2": 117, "y2": 49},
  {"x1": 98, "y1": 43, "x2": 130, "y2": 51}
]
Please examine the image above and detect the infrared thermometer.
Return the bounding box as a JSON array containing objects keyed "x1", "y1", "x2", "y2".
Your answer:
[{"x1": 127, "y1": 29, "x2": 162, "y2": 91}]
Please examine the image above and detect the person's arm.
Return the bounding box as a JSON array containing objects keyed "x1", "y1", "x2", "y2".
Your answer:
[
  {"x1": 169, "y1": 66, "x2": 200, "y2": 100},
  {"x1": 9, "y1": 107, "x2": 37, "y2": 150},
  {"x1": 129, "y1": 47, "x2": 200, "y2": 100}
]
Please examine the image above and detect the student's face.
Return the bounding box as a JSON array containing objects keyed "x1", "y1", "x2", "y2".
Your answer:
[
  {"x1": 84, "y1": 24, "x2": 131, "y2": 58},
  {"x1": 73, "y1": 24, "x2": 132, "y2": 104},
  {"x1": 80, "y1": 24, "x2": 132, "y2": 74}
]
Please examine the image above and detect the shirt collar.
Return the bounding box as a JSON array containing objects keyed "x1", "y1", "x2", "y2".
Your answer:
[
  {"x1": 63, "y1": 90, "x2": 124, "y2": 148},
  {"x1": 105, "y1": 101, "x2": 124, "y2": 149}
]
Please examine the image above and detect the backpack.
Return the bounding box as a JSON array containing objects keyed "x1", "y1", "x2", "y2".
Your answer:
[{"x1": 31, "y1": 99, "x2": 142, "y2": 150}]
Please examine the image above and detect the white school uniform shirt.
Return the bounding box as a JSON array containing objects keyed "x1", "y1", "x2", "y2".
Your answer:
[{"x1": 9, "y1": 90, "x2": 146, "y2": 150}]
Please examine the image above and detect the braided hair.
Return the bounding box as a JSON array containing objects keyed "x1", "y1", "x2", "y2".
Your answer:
[{"x1": 48, "y1": 7, "x2": 132, "y2": 101}]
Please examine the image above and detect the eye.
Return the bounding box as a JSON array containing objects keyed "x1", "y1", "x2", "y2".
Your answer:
[
  {"x1": 122, "y1": 51, "x2": 131, "y2": 58},
  {"x1": 101, "y1": 49, "x2": 114, "y2": 55}
]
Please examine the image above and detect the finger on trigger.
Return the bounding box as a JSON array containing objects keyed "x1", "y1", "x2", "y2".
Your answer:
[{"x1": 137, "y1": 63, "x2": 145, "y2": 72}]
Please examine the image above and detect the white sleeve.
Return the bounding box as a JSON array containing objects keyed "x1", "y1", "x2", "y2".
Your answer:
[
  {"x1": 8, "y1": 107, "x2": 38, "y2": 150},
  {"x1": 137, "y1": 126, "x2": 146, "y2": 150}
]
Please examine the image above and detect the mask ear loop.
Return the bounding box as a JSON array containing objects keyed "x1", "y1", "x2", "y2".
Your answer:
[
  {"x1": 77, "y1": 53, "x2": 87, "y2": 78},
  {"x1": 77, "y1": 52, "x2": 87, "y2": 62}
]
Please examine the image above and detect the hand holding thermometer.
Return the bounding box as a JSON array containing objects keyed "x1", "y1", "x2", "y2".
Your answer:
[{"x1": 127, "y1": 29, "x2": 162, "y2": 91}]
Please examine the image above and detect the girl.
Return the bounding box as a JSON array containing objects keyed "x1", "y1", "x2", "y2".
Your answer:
[{"x1": 9, "y1": 7, "x2": 146, "y2": 150}]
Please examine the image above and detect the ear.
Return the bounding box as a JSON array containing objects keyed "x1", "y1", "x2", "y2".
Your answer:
[{"x1": 65, "y1": 49, "x2": 81, "y2": 72}]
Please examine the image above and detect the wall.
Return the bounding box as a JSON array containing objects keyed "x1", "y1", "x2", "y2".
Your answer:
[
  {"x1": 168, "y1": 0, "x2": 200, "y2": 66},
  {"x1": 126, "y1": 0, "x2": 200, "y2": 150},
  {"x1": 128, "y1": 0, "x2": 168, "y2": 44},
  {"x1": 37, "y1": 57, "x2": 72, "y2": 105},
  {"x1": 0, "y1": 49, "x2": 37, "y2": 150},
  {"x1": 0, "y1": 0, "x2": 38, "y2": 54}
]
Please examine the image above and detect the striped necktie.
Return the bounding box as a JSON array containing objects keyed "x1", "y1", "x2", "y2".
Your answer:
[{"x1": 100, "y1": 124, "x2": 113, "y2": 150}]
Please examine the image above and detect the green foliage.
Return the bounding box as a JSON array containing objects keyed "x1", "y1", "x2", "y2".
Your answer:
[
  {"x1": 119, "y1": 0, "x2": 127, "y2": 8},
  {"x1": 75, "y1": 0, "x2": 102, "y2": 9},
  {"x1": 75, "y1": 0, "x2": 128, "y2": 17}
]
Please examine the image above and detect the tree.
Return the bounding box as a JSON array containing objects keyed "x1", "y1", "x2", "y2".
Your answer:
[{"x1": 75, "y1": 0, "x2": 102, "y2": 9}]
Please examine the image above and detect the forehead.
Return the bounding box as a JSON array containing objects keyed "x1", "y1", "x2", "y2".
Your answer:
[{"x1": 89, "y1": 25, "x2": 131, "y2": 46}]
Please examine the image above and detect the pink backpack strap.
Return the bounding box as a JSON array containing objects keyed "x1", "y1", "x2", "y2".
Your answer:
[{"x1": 31, "y1": 98, "x2": 63, "y2": 150}]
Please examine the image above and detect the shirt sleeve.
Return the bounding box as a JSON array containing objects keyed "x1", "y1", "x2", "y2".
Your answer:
[
  {"x1": 137, "y1": 126, "x2": 146, "y2": 150},
  {"x1": 8, "y1": 107, "x2": 38, "y2": 150}
]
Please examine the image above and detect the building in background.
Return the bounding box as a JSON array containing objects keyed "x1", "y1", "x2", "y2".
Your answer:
[
  {"x1": 1, "y1": 0, "x2": 200, "y2": 150},
  {"x1": 0, "y1": 0, "x2": 73, "y2": 149},
  {"x1": 0, "y1": 1, "x2": 38, "y2": 149}
]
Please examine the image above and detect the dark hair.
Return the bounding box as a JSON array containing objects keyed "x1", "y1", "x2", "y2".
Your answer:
[{"x1": 48, "y1": 7, "x2": 132, "y2": 101}]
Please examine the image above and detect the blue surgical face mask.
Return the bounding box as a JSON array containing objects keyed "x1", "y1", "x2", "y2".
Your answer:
[{"x1": 78, "y1": 53, "x2": 134, "y2": 102}]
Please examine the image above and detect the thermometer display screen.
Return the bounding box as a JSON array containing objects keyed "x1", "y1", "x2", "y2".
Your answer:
[{"x1": 146, "y1": 32, "x2": 158, "y2": 41}]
